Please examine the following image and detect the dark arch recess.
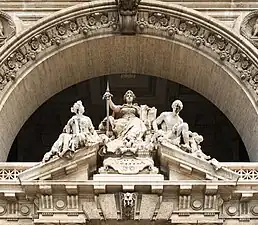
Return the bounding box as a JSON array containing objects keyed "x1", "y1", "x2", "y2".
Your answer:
[{"x1": 8, "y1": 75, "x2": 249, "y2": 162}]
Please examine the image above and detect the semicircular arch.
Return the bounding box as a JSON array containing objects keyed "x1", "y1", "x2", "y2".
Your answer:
[{"x1": 0, "y1": 0, "x2": 257, "y2": 161}]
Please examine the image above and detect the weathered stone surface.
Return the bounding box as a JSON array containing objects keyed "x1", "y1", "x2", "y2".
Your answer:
[
  {"x1": 159, "y1": 142, "x2": 239, "y2": 180},
  {"x1": 0, "y1": 0, "x2": 258, "y2": 164},
  {"x1": 0, "y1": 0, "x2": 257, "y2": 225},
  {"x1": 18, "y1": 144, "x2": 99, "y2": 181}
]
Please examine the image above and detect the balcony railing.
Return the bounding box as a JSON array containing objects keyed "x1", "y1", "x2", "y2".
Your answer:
[
  {"x1": 221, "y1": 162, "x2": 258, "y2": 181},
  {"x1": 0, "y1": 163, "x2": 38, "y2": 181},
  {"x1": 0, "y1": 162, "x2": 257, "y2": 181}
]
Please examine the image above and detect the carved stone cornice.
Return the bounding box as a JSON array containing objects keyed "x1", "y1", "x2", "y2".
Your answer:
[
  {"x1": 158, "y1": 142, "x2": 239, "y2": 181},
  {"x1": 1, "y1": 162, "x2": 258, "y2": 182},
  {"x1": 0, "y1": 154, "x2": 256, "y2": 223},
  {"x1": 0, "y1": 178, "x2": 257, "y2": 224},
  {"x1": 0, "y1": 0, "x2": 258, "y2": 104}
]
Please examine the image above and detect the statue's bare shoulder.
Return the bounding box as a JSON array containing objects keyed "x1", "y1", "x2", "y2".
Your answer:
[
  {"x1": 156, "y1": 111, "x2": 173, "y2": 120},
  {"x1": 160, "y1": 111, "x2": 173, "y2": 116}
]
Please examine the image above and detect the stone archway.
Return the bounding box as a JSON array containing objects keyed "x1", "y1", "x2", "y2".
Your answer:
[{"x1": 0, "y1": 0, "x2": 258, "y2": 161}]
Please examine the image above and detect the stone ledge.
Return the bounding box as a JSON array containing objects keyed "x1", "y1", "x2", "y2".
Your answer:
[
  {"x1": 159, "y1": 142, "x2": 239, "y2": 181},
  {"x1": 93, "y1": 174, "x2": 164, "y2": 193}
]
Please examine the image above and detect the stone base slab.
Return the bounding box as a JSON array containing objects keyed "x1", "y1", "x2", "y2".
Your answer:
[{"x1": 93, "y1": 174, "x2": 164, "y2": 193}]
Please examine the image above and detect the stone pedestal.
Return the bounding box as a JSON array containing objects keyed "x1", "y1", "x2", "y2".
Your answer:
[{"x1": 93, "y1": 174, "x2": 164, "y2": 193}]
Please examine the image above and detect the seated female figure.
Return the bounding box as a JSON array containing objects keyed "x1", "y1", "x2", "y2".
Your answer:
[{"x1": 102, "y1": 90, "x2": 147, "y2": 153}]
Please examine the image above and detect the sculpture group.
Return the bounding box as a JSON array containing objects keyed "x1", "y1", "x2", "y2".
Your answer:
[{"x1": 43, "y1": 87, "x2": 217, "y2": 174}]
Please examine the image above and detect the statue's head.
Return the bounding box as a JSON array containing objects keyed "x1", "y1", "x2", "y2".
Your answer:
[
  {"x1": 171, "y1": 100, "x2": 183, "y2": 114},
  {"x1": 191, "y1": 132, "x2": 204, "y2": 144},
  {"x1": 71, "y1": 100, "x2": 85, "y2": 115},
  {"x1": 123, "y1": 90, "x2": 136, "y2": 104}
]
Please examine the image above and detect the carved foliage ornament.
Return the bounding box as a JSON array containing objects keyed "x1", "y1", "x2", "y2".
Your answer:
[
  {"x1": 137, "y1": 11, "x2": 258, "y2": 95},
  {"x1": 0, "y1": 12, "x2": 118, "y2": 90},
  {"x1": 0, "y1": 4, "x2": 258, "y2": 100}
]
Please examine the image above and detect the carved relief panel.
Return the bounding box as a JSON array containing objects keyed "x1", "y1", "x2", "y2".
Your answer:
[
  {"x1": 0, "y1": 199, "x2": 34, "y2": 223},
  {"x1": 241, "y1": 10, "x2": 258, "y2": 48},
  {"x1": 0, "y1": 11, "x2": 16, "y2": 46}
]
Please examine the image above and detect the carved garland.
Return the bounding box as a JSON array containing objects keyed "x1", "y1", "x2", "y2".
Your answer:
[
  {"x1": 0, "y1": 2, "x2": 258, "y2": 102},
  {"x1": 0, "y1": 10, "x2": 119, "y2": 90},
  {"x1": 136, "y1": 10, "x2": 258, "y2": 96}
]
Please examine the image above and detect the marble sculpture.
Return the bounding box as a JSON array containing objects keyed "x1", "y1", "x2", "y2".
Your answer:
[{"x1": 43, "y1": 87, "x2": 220, "y2": 173}]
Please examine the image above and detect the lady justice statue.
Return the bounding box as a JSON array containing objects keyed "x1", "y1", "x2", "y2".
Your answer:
[
  {"x1": 98, "y1": 84, "x2": 158, "y2": 174},
  {"x1": 101, "y1": 89, "x2": 147, "y2": 150},
  {"x1": 99, "y1": 82, "x2": 158, "y2": 153}
]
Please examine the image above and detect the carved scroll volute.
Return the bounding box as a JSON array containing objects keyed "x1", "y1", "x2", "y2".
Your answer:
[
  {"x1": 0, "y1": 11, "x2": 16, "y2": 47},
  {"x1": 116, "y1": 0, "x2": 141, "y2": 34}
]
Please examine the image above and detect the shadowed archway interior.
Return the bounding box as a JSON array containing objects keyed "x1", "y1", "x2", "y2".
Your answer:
[{"x1": 8, "y1": 75, "x2": 249, "y2": 162}]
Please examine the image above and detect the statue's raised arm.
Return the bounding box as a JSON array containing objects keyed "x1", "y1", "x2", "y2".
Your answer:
[
  {"x1": 103, "y1": 89, "x2": 121, "y2": 113},
  {"x1": 98, "y1": 89, "x2": 159, "y2": 174},
  {"x1": 99, "y1": 90, "x2": 147, "y2": 152}
]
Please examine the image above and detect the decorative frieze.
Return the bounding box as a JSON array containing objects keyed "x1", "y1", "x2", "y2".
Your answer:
[
  {"x1": 0, "y1": 200, "x2": 34, "y2": 223},
  {"x1": 4, "y1": 163, "x2": 258, "y2": 181},
  {"x1": 40, "y1": 195, "x2": 53, "y2": 210},
  {"x1": 191, "y1": 199, "x2": 202, "y2": 211},
  {"x1": 0, "y1": 188, "x2": 256, "y2": 223},
  {"x1": 179, "y1": 195, "x2": 191, "y2": 210},
  {"x1": 0, "y1": 9, "x2": 118, "y2": 90},
  {"x1": 66, "y1": 195, "x2": 78, "y2": 209},
  {"x1": 136, "y1": 11, "x2": 258, "y2": 97},
  {"x1": 204, "y1": 195, "x2": 217, "y2": 210}
]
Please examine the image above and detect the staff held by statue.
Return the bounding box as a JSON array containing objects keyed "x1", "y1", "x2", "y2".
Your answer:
[{"x1": 103, "y1": 80, "x2": 113, "y2": 136}]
